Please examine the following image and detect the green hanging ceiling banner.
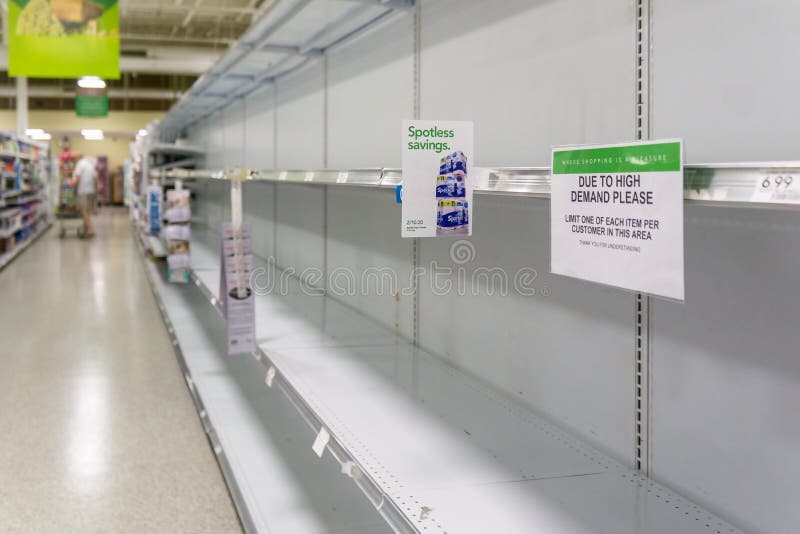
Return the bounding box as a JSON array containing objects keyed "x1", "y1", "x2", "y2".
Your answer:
[
  {"x1": 7, "y1": 0, "x2": 120, "y2": 79},
  {"x1": 75, "y1": 86, "x2": 108, "y2": 117}
]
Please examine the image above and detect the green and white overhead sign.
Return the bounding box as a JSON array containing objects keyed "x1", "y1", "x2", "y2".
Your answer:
[
  {"x1": 8, "y1": 0, "x2": 120, "y2": 79},
  {"x1": 550, "y1": 140, "x2": 685, "y2": 300},
  {"x1": 76, "y1": 87, "x2": 108, "y2": 117}
]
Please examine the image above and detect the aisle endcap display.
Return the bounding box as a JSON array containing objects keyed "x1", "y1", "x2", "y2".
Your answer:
[{"x1": 153, "y1": 162, "x2": 800, "y2": 209}]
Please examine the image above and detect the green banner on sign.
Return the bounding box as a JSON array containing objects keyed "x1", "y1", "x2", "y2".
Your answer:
[
  {"x1": 8, "y1": 0, "x2": 119, "y2": 79},
  {"x1": 552, "y1": 141, "x2": 682, "y2": 175},
  {"x1": 76, "y1": 94, "x2": 108, "y2": 117}
]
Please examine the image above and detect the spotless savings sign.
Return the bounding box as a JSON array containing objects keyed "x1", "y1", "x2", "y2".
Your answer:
[{"x1": 550, "y1": 140, "x2": 684, "y2": 300}]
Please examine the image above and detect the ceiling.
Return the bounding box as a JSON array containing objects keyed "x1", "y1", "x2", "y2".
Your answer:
[
  {"x1": 0, "y1": 0, "x2": 277, "y2": 110},
  {"x1": 119, "y1": 0, "x2": 270, "y2": 51}
]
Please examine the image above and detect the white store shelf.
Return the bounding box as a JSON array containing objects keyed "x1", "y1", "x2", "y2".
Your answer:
[
  {"x1": 159, "y1": 162, "x2": 800, "y2": 210},
  {"x1": 189, "y1": 227, "x2": 744, "y2": 534},
  {"x1": 138, "y1": 248, "x2": 391, "y2": 534}
]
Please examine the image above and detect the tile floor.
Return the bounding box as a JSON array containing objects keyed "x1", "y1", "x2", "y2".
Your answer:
[{"x1": 0, "y1": 209, "x2": 242, "y2": 533}]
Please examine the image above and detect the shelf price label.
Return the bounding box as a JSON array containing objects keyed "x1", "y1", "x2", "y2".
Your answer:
[
  {"x1": 550, "y1": 140, "x2": 685, "y2": 300},
  {"x1": 312, "y1": 427, "x2": 330, "y2": 458}
]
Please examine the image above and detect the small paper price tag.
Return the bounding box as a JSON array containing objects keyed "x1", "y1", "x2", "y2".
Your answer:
[
  {"x1": 265, "y1": 366, "x2": 276, "y2": 387},
  {"x1": 312, "y1": 427, "x2": 330, "y2": 458}
]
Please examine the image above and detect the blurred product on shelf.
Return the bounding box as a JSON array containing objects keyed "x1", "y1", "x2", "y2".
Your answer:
[
  {"x1": 96, "y1": 155, "x2": 109, "y2": 206},
  {"x1": 111, "y1": 165, "x2": 124, "y2": 205},
  {"x1": 0, "y1": 134, "x2": 52, "y2": 268}
]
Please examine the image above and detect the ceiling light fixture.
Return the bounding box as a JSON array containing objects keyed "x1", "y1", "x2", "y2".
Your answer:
[
  {"x1": 77, "y1": 76, "x2": 106, "y2": 89},
  {"x1": 81, "y1": 129, "x2": 104, "y2": 140},
  {"x1": 138, "y1": 129, "x2": 148, "y2": 136},
  {"x1": 31, "y1": 133, "x2": 52, "y2": 141},
  {"x1": 25, "y1": 128, "x2": 44, "y2": 136}
]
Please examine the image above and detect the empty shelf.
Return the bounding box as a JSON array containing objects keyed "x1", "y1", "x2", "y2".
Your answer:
[
  {"x1": 139, "y1": 250, "x2": 391, "y2": 534},
  {"x1": 188, "y1": 225, "x2": 743, "y2": 534}
]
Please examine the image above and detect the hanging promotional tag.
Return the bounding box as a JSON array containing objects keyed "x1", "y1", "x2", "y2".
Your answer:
[
  {"x1": 402, "y1": 120, "x2": 474, "y2": 238},
  {"x1": 220, "y1": 223, "x2": 256, "y2": 354}
]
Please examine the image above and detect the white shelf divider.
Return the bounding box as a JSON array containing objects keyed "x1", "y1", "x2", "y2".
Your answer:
[{"x1": 189, "y1": 227, "x2": 744, "y2": 534}]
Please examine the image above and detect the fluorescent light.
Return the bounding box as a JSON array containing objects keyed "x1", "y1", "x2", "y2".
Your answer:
[
  {"x1": 25, "y1": 128, "x2": 44, "y2": 136},
  {"x1": 31, "y1": 133, "x2": 52, "y2": 141},
  {"x1": 81, "y1": 129, "x2": 104, "y2": 140},
  {"x1": 138, "y1": 129, "x2": 148, "y2": 136},
  {"x1": 77, "y1": 76, "x2": 106, "y2": 89}
]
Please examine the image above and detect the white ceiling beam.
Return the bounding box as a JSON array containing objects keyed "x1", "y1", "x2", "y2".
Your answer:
[
  {"x1": 122, "y1": 3, "x2": 256, "y2": 16},
  {"x1": 181, "y1": 11, "x2": 195, "y2": 28},
  {"x1": 0, "y1": 46, "x2": 220, "y2": 74},
  {"x1": 121, "y1": 33, "x2": 234, "y2": 46},
  {"x1": 0, "y1": 86, "x2": 183, "y2": 100},
  {"x1": 237, "y1": 0, "x2": 259, "y2": 23},
  {"x1": 119, "y1": 55, "x2": 219, "y2": 75}
]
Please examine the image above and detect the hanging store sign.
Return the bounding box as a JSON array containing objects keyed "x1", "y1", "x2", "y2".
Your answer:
[
  {"x1": 402, "y1": 120, "x2": 474, "y2": 238},
  {"x1": 550, "y1": 139, "x2": 685, "y2": 300},
  {"x1": 75, "y1": 87, "x2": 108, "y2": 117},
  {"x1": 165, "y1": 189, "x2": 191, "y2": 283},
  {"x1": 7, "y1": 0, "x2": 120, "y2": 79},
  {"x1": 219, "y1": 223, "x2": 256, "y2": 356}
]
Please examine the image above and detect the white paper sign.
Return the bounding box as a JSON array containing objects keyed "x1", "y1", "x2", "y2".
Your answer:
[
  {"x1": 402, "y1": 120, "x2": 474, "y2": 238},
  {"x1": 550, "y1": 139, "x2": 685, "y2": 300},
  {"x1": 220, "y1": 223, "x2": 256, "y2": 354}
]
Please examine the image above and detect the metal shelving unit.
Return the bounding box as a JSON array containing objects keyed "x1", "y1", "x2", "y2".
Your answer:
[
  {"x1": 158, "y1": 0, "x2": 415, "y2": 139},
  {"x1": 137, "y1": 242, "x2": 392, "y2": 534},
  {"x1": 0, "y1": 136, "x2": 52, "y2": 270},
  {"x1": 179, "y1": 223, "x2": 745, "y2": 534},
  {"x1": 144, "y1": 1, "x2": 800, "y2": 530}
]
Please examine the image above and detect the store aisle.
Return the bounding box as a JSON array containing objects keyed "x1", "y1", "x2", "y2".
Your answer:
[{"x1": 0, "y1": 210, "x2": 242, "y2": 533}]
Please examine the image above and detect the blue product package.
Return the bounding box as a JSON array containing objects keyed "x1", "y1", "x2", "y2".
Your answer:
[
  {"x1": 439, "y1": 156, "x2": 452, "y2": 175},
  {"x1": 436, "y1": 175, "x2": 450, "y2": 197},
  {"x1": 438, "y1": 200, "x2": 464, "y2": 228},
  {"x1": 453, "y1": 169, "x2": 466, "y2": 197},
  {"x1": 451, "y1": 151, "x2": 468, "y2": 173},
  {"x1": 446, "y1": 173, "x2": 456, "y2": 195}
]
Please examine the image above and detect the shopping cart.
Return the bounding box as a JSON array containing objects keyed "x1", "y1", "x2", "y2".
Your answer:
[{"x1": 57, "y1": 178, "x2": 83, "y2": 238}]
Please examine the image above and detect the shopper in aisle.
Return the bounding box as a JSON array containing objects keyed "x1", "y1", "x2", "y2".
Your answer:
[{"x1": 73, "y1": 155, "x2": 97, "y2": 238}]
